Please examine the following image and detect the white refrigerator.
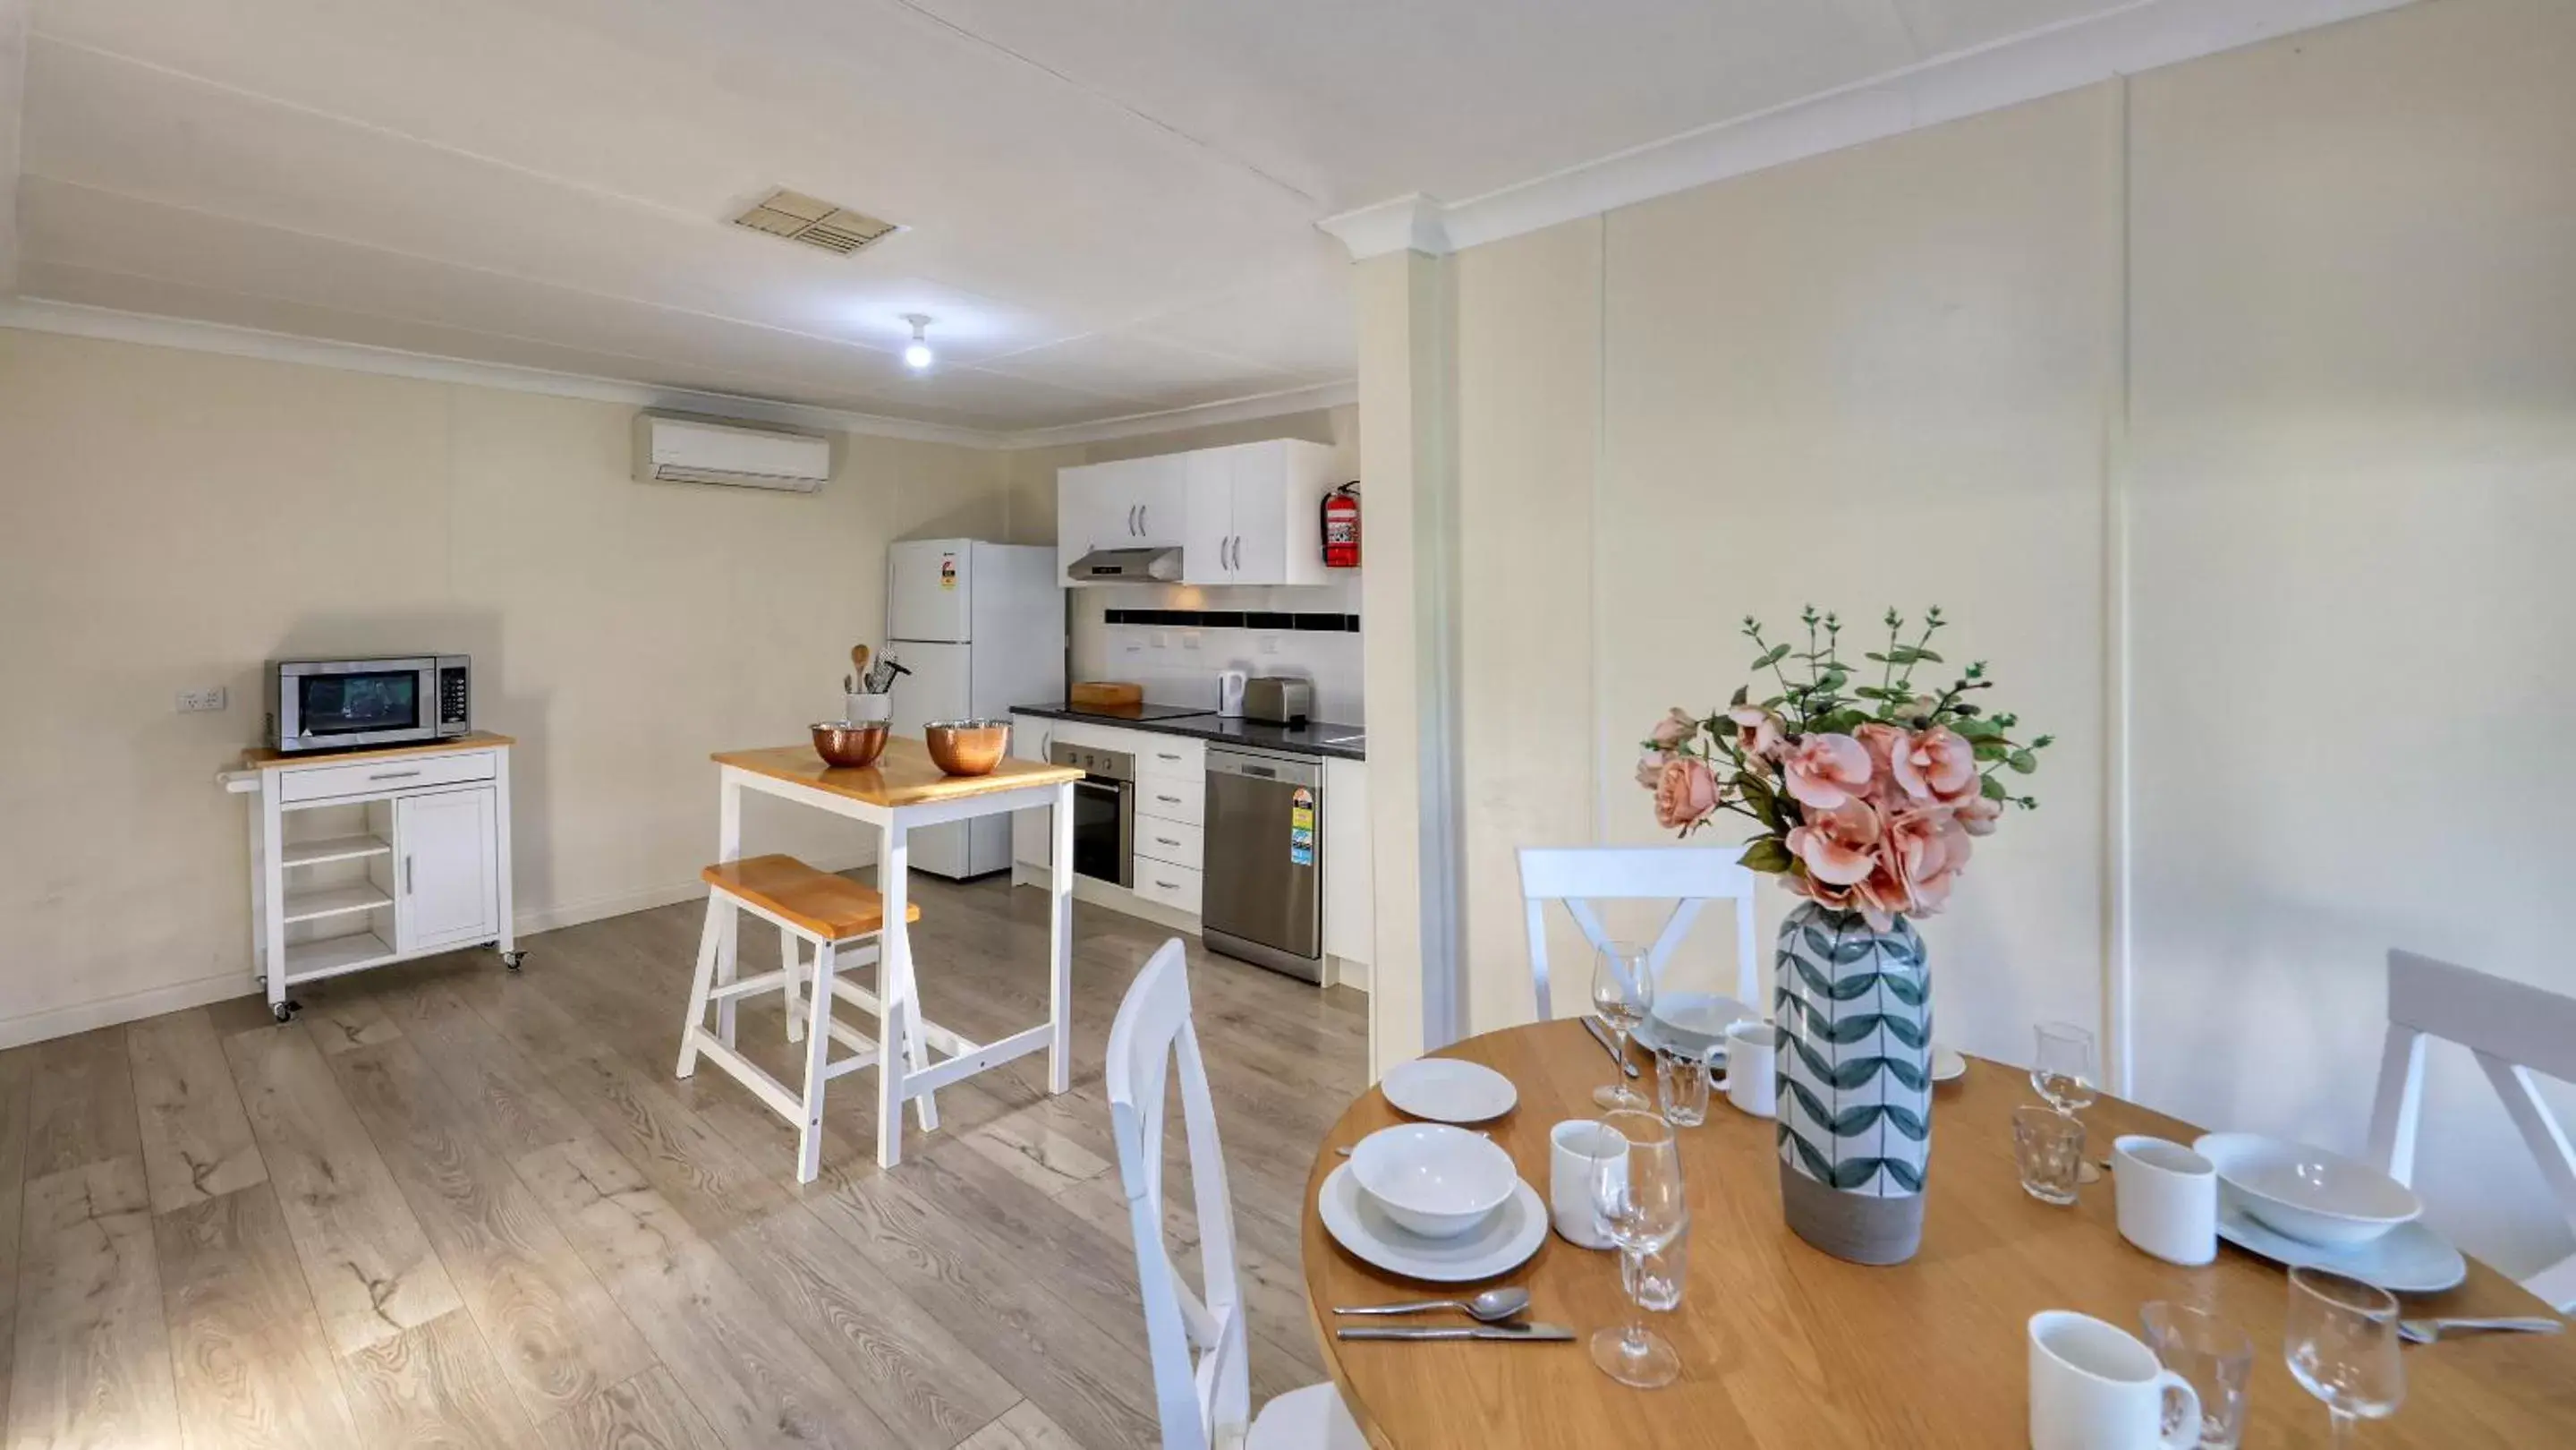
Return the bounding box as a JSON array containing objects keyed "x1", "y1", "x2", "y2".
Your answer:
[{"x1": 885, "y1": 539, "x2": 1065, "y2": 878}]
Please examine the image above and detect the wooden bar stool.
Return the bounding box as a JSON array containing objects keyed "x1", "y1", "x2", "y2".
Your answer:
[{"x1": 676, "y1": 853, "x2": 930, "y2": 1181}]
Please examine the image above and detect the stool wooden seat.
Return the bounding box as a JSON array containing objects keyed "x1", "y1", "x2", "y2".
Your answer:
[
  {"x1": 701, "y1": 855, "x2": 922, "y2": 939},
  {"x1": 677, "y1": 852, "x2": 936, "y2": 1181}
]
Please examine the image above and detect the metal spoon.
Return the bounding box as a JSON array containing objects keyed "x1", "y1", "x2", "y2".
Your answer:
[
  {"x1": 2396, "y1": 1315, "x2": 2563, "y2": 1345},
  {"x1": 1333, "y1": 1287, "x2": 1532, "y2": 1323}
]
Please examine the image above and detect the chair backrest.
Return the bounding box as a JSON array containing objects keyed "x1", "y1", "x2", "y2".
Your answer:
[
  {"x1": 2366, "y1": 949, "x2": 2576, "y2": 1310},
  {"x1": 1105, "y1": 939, "x2": 1248, "y2": 1450},
  {"x1": 1516, "y1": 845, "x2": 1760, "y2": 1021}
]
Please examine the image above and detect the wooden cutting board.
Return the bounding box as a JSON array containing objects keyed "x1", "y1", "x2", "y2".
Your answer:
[{"x1": 1067, "y1": 681, "x2": 1143, "y2": 709}]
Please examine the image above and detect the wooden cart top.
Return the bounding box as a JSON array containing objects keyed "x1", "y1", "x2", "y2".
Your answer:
[{"x1": 239, "y1": 732, "x2": 515, "y2": 770}]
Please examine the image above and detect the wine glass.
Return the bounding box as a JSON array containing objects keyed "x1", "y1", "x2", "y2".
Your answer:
[
  {"x1": 1590, "y1": 941, "x2": 1655, "y2": 1111},
  {"x1": 2285, "y1": 1266, "x2": 2403, "y2": 1447},
  {"x1": 2031, "y1": 1021, "x2": 2104, "y2": 1182},
  {"x1": 1589, "y1": 1109, "x2": 1688, "y2": 1388}
]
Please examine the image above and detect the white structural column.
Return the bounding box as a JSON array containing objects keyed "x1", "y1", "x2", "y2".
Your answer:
[{"x1": 1353, "y1": 247, "x2": 1466, "y2": 1079}]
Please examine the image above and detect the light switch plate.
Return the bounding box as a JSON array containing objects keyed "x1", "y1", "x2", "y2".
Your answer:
[{"x1": 176, "y1": 687, "x2": 228, "y2": 712}]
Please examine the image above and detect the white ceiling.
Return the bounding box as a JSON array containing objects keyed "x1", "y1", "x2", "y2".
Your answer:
[{"x1": 0, "y1": 0, "x2": 2325, "y2": 435}]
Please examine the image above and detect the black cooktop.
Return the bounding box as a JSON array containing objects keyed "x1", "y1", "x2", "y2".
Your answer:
[{"x1": 1039, "y1": 702, "x2": 1217, "y2": 722}]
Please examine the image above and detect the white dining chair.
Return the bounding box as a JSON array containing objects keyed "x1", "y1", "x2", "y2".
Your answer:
[
  {"x1": 1517, "y1": 844, "x2": 1760, "y2": 1020},
  {"x1": 2366, "y1": 949, "x2": 2576, "y2": 1310},
  {"x1": 1106, "y1": 939, "x2": 1367, "y2": 1450}
]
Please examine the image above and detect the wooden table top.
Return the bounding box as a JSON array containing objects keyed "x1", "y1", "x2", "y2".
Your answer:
[
  {"x1": 712, "y1": 738, "x2": 1082, "y2": 808},
  {"x1": 240, "y1": 731, "x2": 514, "y2": 769},
  {"x1": 1302, "y1": 1019, "x2": 2575, "y2": 1449}
]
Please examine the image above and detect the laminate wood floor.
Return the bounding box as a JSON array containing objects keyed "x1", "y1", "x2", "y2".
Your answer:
[{"x1": 1, "y1": 874, "x2": 1369, "y2": 1448}]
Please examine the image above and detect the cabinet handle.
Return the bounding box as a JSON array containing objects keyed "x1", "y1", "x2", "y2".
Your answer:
[
  {"x1": 1228, "y1": 535, "x2": 1238, "y2": 570},
  {"x1": 1139, "y1": 505, "x2": 1151, "y2": 536},
  {"x1": 1157, "y1": 752, "x2": 1181, "y2": 762},
  {"x1": 1155, "y1": 879, "x2": 1178, "y2": 891},
  {"x1": 1155, "y1": 837, "x2": 1180, "y2": 849},
  {"x1": 1129, "y1": 504, "x2": 1142, "y2": 536},
  {"x1": 404, "y1": 855, "x2": 414, "y2": 894},
  {"x1": 1155, "y1": 794, "x2": 1183, "y2": 806},
  {"x1": 371, "y1": 770, "x2": 421, "y2": 781}
]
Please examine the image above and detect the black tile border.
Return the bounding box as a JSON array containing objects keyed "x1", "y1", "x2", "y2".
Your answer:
[{"x1": 1103, "y1": 608, "x2": 1359, "y2": 632}]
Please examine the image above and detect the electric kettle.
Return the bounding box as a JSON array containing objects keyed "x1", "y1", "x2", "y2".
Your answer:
[{"x1": 1216, "y1": 669, "x2": 1249, "y2": 719}]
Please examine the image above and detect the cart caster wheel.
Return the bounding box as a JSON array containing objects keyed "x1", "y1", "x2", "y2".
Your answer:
[
  {"x1": 501, "y1": 951, "x2": 527, "y2": 972},
  {"x1": 272, "y1": 1000, "x2": 301, "y2": 1024}
]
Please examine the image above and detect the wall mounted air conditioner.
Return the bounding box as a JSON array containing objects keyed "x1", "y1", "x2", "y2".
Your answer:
[{"x1": 632, "y1": 413, "x2": 832, "y2": 491}]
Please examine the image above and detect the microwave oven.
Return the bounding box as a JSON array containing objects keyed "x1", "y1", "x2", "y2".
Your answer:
[{"x1": 267, "y1": 655, "x2": 472, "y2": 755}]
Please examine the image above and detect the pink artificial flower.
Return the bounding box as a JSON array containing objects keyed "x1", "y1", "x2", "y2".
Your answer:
[
  {"x1": 1853, "y1": 722, "x2": 1909, "y2": 784},
  {"x1": 1634, "y1": 751, "x2": 1672, "y2": 788},
  {"x1": 1892, "y1": 725, "x2": 1979, "y2": 805},
  {"x1": 1727, "y1": 705, "x2": 1786, "y2": 758},
  {"x1": 1781, "y1": 732, "x2": 1873, "y2": 810},
  {"x1": 1786, "y1": 799, "x2": 1880, "y2": 886},
  {"x1": 1648, "y1": 708, "x2": 1697, "y2": 750},
  {"x1": 1652, "y1": 756, "x2": 1721, "y2": 832},
  {"x1": 1785, "y1": 870, "x2": 1859, "y2": 912},
  {"x1": 1954, "y1": 793, "x2": 2002, "y2": 837}
]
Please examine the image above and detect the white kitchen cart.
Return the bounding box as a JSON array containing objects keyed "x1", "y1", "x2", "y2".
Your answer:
[{"x1": 220, "y1": 733, "x2": 519, "y2": 1022}]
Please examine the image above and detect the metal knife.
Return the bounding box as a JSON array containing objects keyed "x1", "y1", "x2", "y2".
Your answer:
[
  {"x1": 1337, "y1": 1323, "x2": 1576, "y2": 1343},
  {"x1": 1581, "y1": 1018, "x2": 1641, "y2": 1079}
]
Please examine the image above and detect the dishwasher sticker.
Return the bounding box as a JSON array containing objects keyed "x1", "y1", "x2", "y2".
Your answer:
[{"x1": 1290, "y1": 842, "x2": 1314, "y2": 866}]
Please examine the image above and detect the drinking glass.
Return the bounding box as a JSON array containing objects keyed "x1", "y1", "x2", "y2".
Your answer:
[
  {"x1": 1589, "y1": 1110, "x2": 1688, "y2": 1388},
  {"x1": 1654, "y1": 1045, "x2": 1713, "y2": 1127},
  {"x1": 2012, "y1": 1104, "x2": 2086, "y2": 1205},
  {"x1": 2285, "y1": 1267, "x2": 2403, "y2": 1447},
  {"x1": 2031, "y1": 1021, "x2": 2104, "y2": 1182},
  {"x1": 1591, "y1": 942, "x2": 1655, "y2": 1111},
  {"x1": 2142, "y1": 1301, "x2": 2255, "y2": 1450}
]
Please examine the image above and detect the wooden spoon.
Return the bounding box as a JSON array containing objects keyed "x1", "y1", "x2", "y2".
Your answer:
[{"x1": 851, "y1": 644, "x2": 871, "y2": 681}]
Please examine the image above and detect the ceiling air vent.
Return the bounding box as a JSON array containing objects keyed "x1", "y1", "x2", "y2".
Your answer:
[{"x1": 730, "y1": 189, "x2": 897, "y2": 256}]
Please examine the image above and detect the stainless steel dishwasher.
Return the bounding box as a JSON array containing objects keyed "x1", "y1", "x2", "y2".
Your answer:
[{"x1": 1202, "y1": 744, "x2": 1323, "y2": 982}]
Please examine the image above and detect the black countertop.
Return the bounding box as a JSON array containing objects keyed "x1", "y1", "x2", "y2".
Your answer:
[{"x1": 1010, "y1": 704, "x2": 1366, "y2": 761}]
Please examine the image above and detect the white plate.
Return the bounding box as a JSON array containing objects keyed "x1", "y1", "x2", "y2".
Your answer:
[
  {"x1": 1636, "y1": 993, "x2": 1754, "y2": 1058},
  {"x1": 1318, "y1": 1163, "x2": 1549, "y2": 1284},
  {"x1": 1931, "y1": 1045, "x2": 1968, "y2": 1083},
  {"x1": 2215, "y1": 1197, "x2": 2466, "y2": 1295},
  {"x1": 1380, "y1": 1058, "x2": 1518, "y2": 1124}
]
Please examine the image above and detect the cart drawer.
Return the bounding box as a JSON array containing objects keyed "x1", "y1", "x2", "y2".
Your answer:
[{"x1": 279, "y1": 749, "x2": 496, "y2": 804}]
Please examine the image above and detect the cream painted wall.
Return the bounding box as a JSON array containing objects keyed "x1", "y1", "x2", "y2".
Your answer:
[
  {"x1": 0, "y1": 328, "x2": 1009, "y2": 1043},
  {"x1": 2123, "y1": 0, "x2": 2576, "y2": 1283},
  {"x1": 1399, "y1": 0, "x2": 2576, "y2": 1275}
]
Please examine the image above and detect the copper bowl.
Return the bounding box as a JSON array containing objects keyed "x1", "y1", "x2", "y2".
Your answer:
[
  {"x1": 810, "y1": 720, "x2": 889, "y2": 769},
  {"x1": 923, "y1": 718, "x2": 1010, "y2": 776}
]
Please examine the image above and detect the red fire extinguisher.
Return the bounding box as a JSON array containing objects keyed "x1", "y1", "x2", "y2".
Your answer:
[{"x1": 1321, "y1": 482, "x2": 1361, "y2": 568}]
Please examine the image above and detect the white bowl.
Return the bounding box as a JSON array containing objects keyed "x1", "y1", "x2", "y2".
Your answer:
[
  {"x1": 1347, "y1": 1123, "x2": 1520, "y2": 1241},
  {"x1": 2193, "y1": 1133, "x2": 2422, "y2": 1248},
  {"x1": 1380, "y1": 1057, "x2": 1518, "y2": 1124}
]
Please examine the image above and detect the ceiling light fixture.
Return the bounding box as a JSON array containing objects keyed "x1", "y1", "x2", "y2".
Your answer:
[{"x1": 902, "y1": 314, "x2": 934, "y2": 371}]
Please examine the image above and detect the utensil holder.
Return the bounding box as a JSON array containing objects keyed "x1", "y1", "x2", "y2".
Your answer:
[{"x1": 846, "y1": 693, "x2": 891, "y2": 724}]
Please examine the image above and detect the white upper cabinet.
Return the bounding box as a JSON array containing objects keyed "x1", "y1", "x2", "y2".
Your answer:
[
  {"x1": 1060, "y1": 439, "x2": 1347, "y2": 587},
  {"x1": 1056, "y1": 453, "x2": 1189, "y2": 578}
]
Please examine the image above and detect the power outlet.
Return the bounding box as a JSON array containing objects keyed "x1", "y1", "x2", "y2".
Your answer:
[{"x1": 176, "y1": 687, "x2": 228, "y2": 713}]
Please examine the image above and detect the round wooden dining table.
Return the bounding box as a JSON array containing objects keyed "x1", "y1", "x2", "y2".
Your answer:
[{"x1": 1301, "y1": 1018, "x2": 2576, "y2": 1448}]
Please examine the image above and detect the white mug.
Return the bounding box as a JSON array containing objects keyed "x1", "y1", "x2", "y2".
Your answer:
[
  {"x1": 2029, "y1": 1311, "x2": 2203, "y2": 1450},
  {"x1": 2113, "y1": 1135, "x2": 2219, "y2": 1267},
  {"x1": 1549, "y1": 1120, "x2": 1623, "y2": 1250},
  {"x1": 1714, "y1": 1022, "x2": 1777, "y2": 1119}
]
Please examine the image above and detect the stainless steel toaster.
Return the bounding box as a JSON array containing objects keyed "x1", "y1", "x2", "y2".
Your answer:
[{"x1": 1243, "y1": 676, "x2": 1313, "y2": 726}]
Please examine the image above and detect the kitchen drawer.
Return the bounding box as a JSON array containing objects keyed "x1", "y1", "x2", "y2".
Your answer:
[
  {"x1": 1135, "y1": 775, "x2": 1204, "y2": 827},
  {"x1": 278, "y1": 749, "x2": 496, "y2": 804},
  {"x1": 1131, "y1": 734, "x2": 1204, "y2": 778},
  {"x1": 1134, "y1": 816, "x2": 1204, "y2": 873},
  {"x1": 1133, "y1": 860, "x2": 1203, "y2": 917}
]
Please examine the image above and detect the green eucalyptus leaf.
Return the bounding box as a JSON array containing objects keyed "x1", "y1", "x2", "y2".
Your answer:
[
  {"x1": 2008, "y1": 750, "x2": 2037, "y2": 774},
  {"x1": 1981, "y1": 774, "x2": 2009, "y2": 801},
  {"x1": 1739, "y1": 837, "x2": 1794, "y2": 874}
]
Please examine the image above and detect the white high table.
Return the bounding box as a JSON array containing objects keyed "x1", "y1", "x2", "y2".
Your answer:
[{"x1": 710, "y1": 738, "x2": 1084, "y2": 1167}]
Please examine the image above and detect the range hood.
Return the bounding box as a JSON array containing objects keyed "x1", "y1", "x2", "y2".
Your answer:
[{"x1": 1066, "y1": 546, "x2": 1182, "y2": 584}]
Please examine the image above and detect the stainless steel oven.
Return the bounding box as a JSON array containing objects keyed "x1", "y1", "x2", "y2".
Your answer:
[
  {"x1": 1049, "y1": 739, "x2": 1135, "y2": 888},
  {"x1": 268, "y1": 655, "x2": 471, "y2": 755}
]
